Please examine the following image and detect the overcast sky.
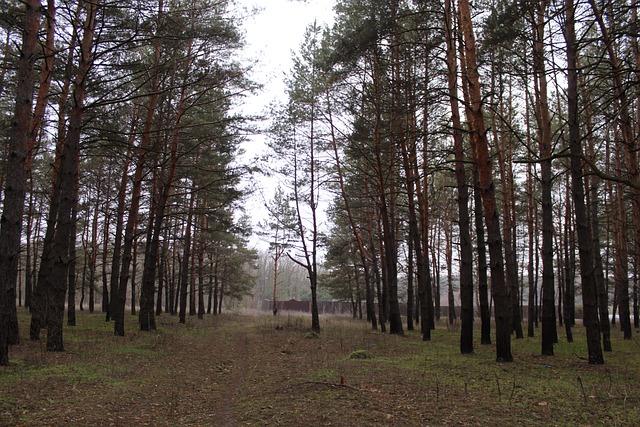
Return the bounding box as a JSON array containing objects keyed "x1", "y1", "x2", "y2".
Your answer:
[
  {"x1": 234, "y1": 0, "x2": 336, "y2": 247},
  {"x1": 238, "y1": 0, "x2": 336, "y2": 115}
]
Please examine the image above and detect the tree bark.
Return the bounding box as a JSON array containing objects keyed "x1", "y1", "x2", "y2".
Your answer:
[
  {"x1": 565, "y1": 0, "x2": 604, "y2": 363},
  {"x1": 197, "y1": 209, "x2": 206, "y2": 320},
  {"x1": 588, "y1": 0, "x2": 636, "y2": 340},
  {"x1": 385, "y1": 0, "x2": 405, "y2": 337},
  {"x1": 458, "y1": 0, "x2": 512, "y2": 361},
  {"x1": 66, "y1": 183, "x2": 78, "y2": 327},
  {"x1": 395, "y1": 77, "x2": 432, "y2": 339},
  {"x1": 38, "y1": 0, "x2": 97, "y2": 351},
  {"x1": 106, "y1": 117, "x2": 135, "y2": 323},
  {"x1": 491, "y1": 74, "x2": 523, "y2": 340},
  {"x1": 179, "y1": 190, "x2": 196, "y2": 324},
  {"x1": 419, "y1": 71, "x2": 436, "y2": 332},
  {"x1": 580, "y1": 67, "x2": 611, "y2": 350},
  {"x1": 526, "y1": 159, "x2": 536, "y2": 338},
  {"x1": 445, "y1": 209, "x2": 455, "y2": 326},
  {"x1": 0, "y1": 0, "x2": 42, "y2": 365},
  {"x1": 562, "y1": 190, "x2": 573, "y2": 342},
  {"x1": 532, "y1": 0, "x2": 556, "y2": 357},
  {"x1": 114, "y1": 0, "x2": 164, "y2": 336}
]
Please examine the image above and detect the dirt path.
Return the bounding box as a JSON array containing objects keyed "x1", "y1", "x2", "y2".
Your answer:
[
  {"x1": 151, "y1": 316, "x2": 254, "y2": 426},
  {"x1": 136, "y1": 315, "x2": 388, "y2": 426},
  {"x1": 1, "y1": 313, "x2": 417, "y2": 426},
  {"x1": 217, "y1": 332, "x2": 249, "y2": 426},
  {"x1": 4, "y1": 311, "x2": 639, "y2": 426}
]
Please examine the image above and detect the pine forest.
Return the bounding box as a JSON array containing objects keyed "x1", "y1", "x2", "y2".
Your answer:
[{"x1": 1, "y1": 0, "x2": 640, "y2": 424}]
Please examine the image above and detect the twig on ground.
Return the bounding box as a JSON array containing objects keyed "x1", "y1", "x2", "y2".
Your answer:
[{"x1": 300, "y1": 380, "x2": 361, "y2": 391}]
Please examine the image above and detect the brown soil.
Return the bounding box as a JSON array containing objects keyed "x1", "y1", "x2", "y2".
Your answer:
[{"x1": 1, "y1": 310, "x2": 639, "y2": 426}]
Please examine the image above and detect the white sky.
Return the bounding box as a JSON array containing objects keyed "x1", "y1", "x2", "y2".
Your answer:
[
  {"x1": 234, "y1": 0, "x2": 336, "y2": 249},
  {"x1": 238, "y1": 0, "x2": 335, "y2": 116}
]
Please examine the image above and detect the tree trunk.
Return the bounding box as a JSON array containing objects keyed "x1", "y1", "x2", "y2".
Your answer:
[
  {"x1": 179, "y1": 191, "x2": 196, "y2": 324},
  {"x1": 156, "y1": 225, "x2": 170, "y2": 316},
  {"x1": 131, "y1": 236, "x2": 138, "y2": 316},
  {"x1": 532, "y1": 0, "x2": 556, "y2": 357},
  {"x1": 472, "y1": 164, "x2": 491, "y2": 345},
  {"x1": 23, "y1": 0, "x2": 55, "y2": 321},
  {"x1": 562, "y1": 191, "x2": 573, "y2": 342},
  {"x1": 189, "y1": 233, "x2": 197, "y2": 317},
  {"x1": 613, "y1": 152, "x2": 631, "y2": 339},
  {"x1": 66, "y1": 191, "x2": 78, "y2": 327},
  {"x1": 39, "y1": 0, "x2": 97, "y2": 351},
  {"x1": 212, "y1": 260, "x2": 219, "y2": 315},
  {"x1": 491, "y1": 73, "x2": 523, "y2": 340},
  {"x1": 28, "y1": 0, "x2": 79, "y2": 336},
  {"x1": 207, "y1": 263, "x2": 213, "y2": 315},
  {"x1": 217, "y1": 273, "x2": 225, "y2": 315},
  {"x1": 396, "y1": 96, "x2": 430, "y2": 339},
  {"x1": 369, "y1": 46, "x2": 402, "y2": 336},
  {"x1": 24, "y1": 177, "x2": 36, "y2": 310},
  {"x1": 556, "y1": 218, "x2": 565, "y2": 330},
  {"x1": 445, "y1": 0, "x2": 474, "y2": 352},
  {"x1": 106, "y1": 138, "x2": 131, "y2": 323},
  {"x1": 114, "y1": 0, "x2": 164, "y2": 336},
  {"x1": 588, "y1": 0, "x2": 636, "y2": 341},
  {"x1": 366, "y1": 202, "x2": 386, "y2": 332},
  {"x1": 526, "y1": 159, "x2": 536, "y2": 337},
  {"x1": 101, "y1": 167, "x2": 112, "y2": 317},
  {"x1": 580, "y1": 70, "x2": 611, "y2": 349},
  {"x1": 139, "y1": 45, "x2": 190, "y2": 330},
  {"x1": 406, "y1": 232, "x2": 414, "y2": 331},
  {"x1": 634, "y1": 266, "x2": 639, "y2": 329},
  {"x1": 565, "y1": 0, "x2": 604, "y2": 363},
  {"x1": 197, "y1": 212, "x2": 206, "y2": 320},
  {"x1": 0, "y1": 0, "x2": 42, "y2": 365},
  {"x1": 88, "y1": 181, "x2": 100, "y2": 315},
  {"x1": 458, "y1": 0, "x2": 512, "y2": 361},
  {"x1": 445, "y1": 205, "x2": 456, "y2": 326},
  {"x1": 634, "y1": 4, "x2": 640, "y2": 333}
]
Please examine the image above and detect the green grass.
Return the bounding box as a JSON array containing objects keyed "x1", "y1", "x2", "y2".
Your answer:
[
  {"x1": 305, "y1": 367, "x2": 342, "y2": 382},
  {"x1": 2, "y1": 309, "x2": 640, "y2": 426},
  {"x1": 109, "y1": 344, "x2": 160, "y2": 357}
]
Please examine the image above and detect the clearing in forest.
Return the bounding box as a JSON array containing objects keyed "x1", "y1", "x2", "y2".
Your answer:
[{"x1": 1, "y1": 309, "x2": 639, "y2": 426}]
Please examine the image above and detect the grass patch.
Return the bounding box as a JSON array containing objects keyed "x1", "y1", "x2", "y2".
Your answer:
[
  {"x1": 305, "y1": 367, "x2": 342, "y2": 382},
  {"x1": 2, "y1": 308, "x2": 640, "y2": 426},
  {"x1": 109, "y1": 345, "x2": 159, "y2": 357},
  {"x1": 305, "y1": 331, "x2": 320, "y2": 339},
  {"x1": 348, "y1": 349, "x2": 374, "y2": 359}
]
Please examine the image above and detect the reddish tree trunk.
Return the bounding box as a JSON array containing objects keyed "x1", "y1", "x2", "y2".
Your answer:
[
  {"x1": 588, "y1": 0, "x2": 635, "y2": 340},
  {"x1": 38, "y1": 0, "x2": 97, "y2": 351},
  {"x1": 458, "y1": 0, "x2": 512, "y2": 361},
  {"x1": 114, "y1": 0, "x2": 164, "y2": 336}
]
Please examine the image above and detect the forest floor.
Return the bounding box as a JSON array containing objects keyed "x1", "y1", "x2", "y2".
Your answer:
[{"x1": 1, "y1": 308, "x2": 640, "y2": 426}]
